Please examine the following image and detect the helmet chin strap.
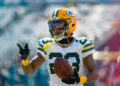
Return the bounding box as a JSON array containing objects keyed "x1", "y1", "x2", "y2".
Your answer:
[
  {"x1": 53, "y1": 30, "x2": 66, "y2": 41},
  {"x1": 55, "y1": 36, "x2": 65, "y2": 41},
  {"x1": 53, "y1": 27, "x2": 71, "y2": 42}
]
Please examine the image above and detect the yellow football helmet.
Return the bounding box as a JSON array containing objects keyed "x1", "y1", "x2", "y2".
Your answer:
[{"x1": 48, "y1": 8, "x2": 76, "y2": 41}]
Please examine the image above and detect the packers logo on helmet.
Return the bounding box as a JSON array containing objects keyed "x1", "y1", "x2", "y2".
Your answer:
[
  {"x1": 48, "y1": 8, "x2": 76, "y2": 41},
  {"x1": 66, "y1": 10, "x2": 74, "y2": 17}
]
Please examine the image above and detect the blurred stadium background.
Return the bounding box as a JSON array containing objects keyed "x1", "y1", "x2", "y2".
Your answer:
[{"x1": 0, "y1": 0, "x2": 120, "y2": 86}]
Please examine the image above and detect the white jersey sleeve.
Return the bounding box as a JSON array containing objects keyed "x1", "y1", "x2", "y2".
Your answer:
[
  {"x1": 37, "y1": 39, "x2": 47, "y2": 59},
  {"x1": 37, "y1": 38, "x2": 53, "y2": 59},
  {"x1": 81, "y1": 37, "x2": 95, "y2": 58}
]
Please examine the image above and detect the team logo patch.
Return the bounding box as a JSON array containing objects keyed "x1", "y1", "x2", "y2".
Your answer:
[{"x1": 66, "y1": 10, "x2": 74, "y2": 17}]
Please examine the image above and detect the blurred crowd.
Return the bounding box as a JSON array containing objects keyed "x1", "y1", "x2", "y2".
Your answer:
[
  {"x1": 0, "y1": 60, "x2": 49, "y2": 86},
  {"x1": 95, "y1": 58, "x2": 120, "y2": 86},
  {"x1": 0, "y1": 0, "x2": 120, "y2": 86}
]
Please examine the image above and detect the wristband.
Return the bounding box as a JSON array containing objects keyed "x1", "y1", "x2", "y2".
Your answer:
[
  {"x1": 22, "y1": 58, "x2": 29, "y2": 66},
  {"x1": 79, "y1": 76, "x2": 87, "y2": 83}
]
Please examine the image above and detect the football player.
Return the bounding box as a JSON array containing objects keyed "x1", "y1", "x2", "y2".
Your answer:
[{"x1": 17, "y1": 8, "x2": 98, "y2": 86}]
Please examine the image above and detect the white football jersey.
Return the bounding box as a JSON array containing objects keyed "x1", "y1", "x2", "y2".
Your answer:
[{"x1": 37, "y1": 37, "x2": 95, "y2": 86}]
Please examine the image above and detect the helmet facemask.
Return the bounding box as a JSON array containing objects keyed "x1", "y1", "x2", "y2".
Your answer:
[{"x1": 48, "y1": 19, "x2": 70, "y2": 41}]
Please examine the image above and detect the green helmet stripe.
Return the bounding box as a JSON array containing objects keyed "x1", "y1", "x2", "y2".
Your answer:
[
  {"x1": 56, "y1": 9, "x2": 60, "y2": 17},
  {"x1": 52, "y1": 9, "x2": 60, "y2": 17}
]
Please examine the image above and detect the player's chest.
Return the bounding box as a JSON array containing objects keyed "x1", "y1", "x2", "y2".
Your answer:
[
  {"x1": 47, "y1": 43, "x2": 83, "y2": 61},
  {"x1": 46, "y1": 44, "x2": 84, "y2": 74},
  {"x1": 48, "y1": 42, "x2": 83, "y2": 54}
]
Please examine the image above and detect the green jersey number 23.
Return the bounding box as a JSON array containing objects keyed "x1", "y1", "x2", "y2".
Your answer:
[{"x1": 49, "y1": 52, "x2": 80, "y2": 74}]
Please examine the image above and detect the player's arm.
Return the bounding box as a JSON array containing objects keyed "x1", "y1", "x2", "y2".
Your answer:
[
  {"x1": 22, "y1": 53, "x2": 45, "y2": 75},
  {"x1": 62, "y1": 54, "x2": 98, "y2": 84},
  {"x1": 62, "y1": 38, "x2": 98, "y2": 84},
  {"x1": 17, "y1": 43, "x2": 45, "y2": 75},
  {"x1": 83, "y1": 54, "x2": 98, "y2": 83}
]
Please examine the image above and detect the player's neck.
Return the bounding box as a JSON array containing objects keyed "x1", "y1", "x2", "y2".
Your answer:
[{"x1": 57, "y1": 36, "x2": 74, "y2": 45}]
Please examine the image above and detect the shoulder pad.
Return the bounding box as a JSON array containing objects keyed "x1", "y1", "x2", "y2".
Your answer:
[{"x1": 75, "y1": 37, "x2": 89, "y2": 45}]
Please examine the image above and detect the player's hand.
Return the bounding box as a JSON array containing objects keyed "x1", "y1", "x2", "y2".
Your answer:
[
  {"x1": 17, "y1": 43, "x2": 30, "y2": 60},
  {"x1": 61, "y1": 69, "x2": 80, "y2": 84}
]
